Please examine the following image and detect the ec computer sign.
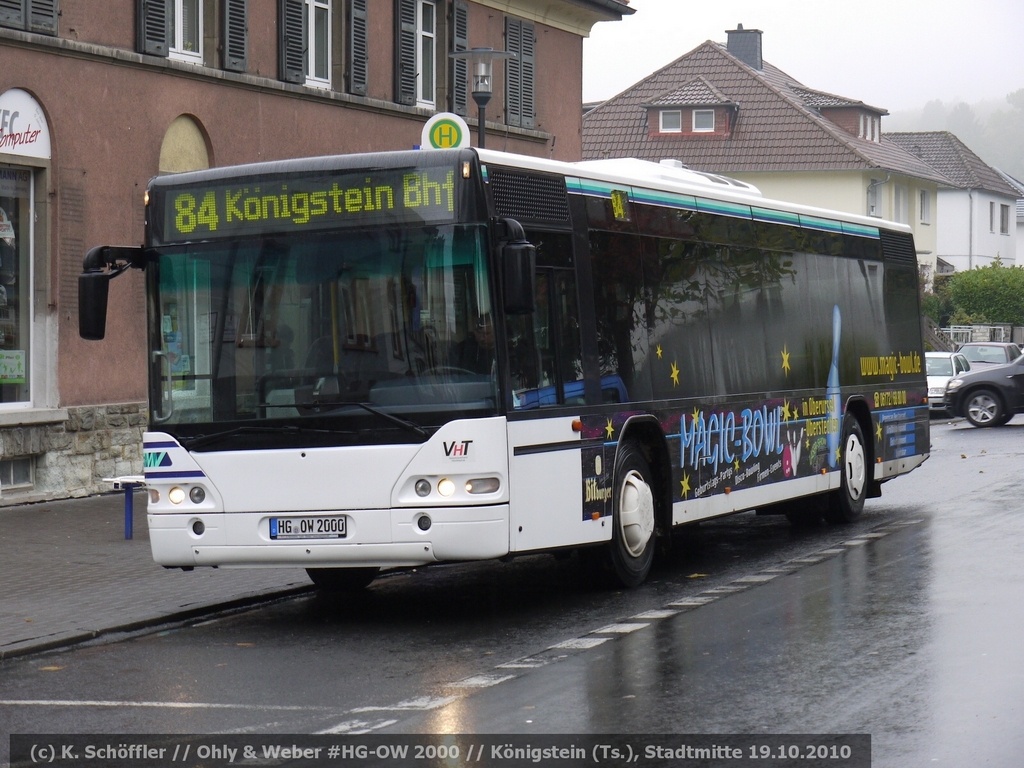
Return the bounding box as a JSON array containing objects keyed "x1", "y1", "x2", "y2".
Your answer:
[{"x1": 421, "y1": 113, "x2": 470, "y2": 150}]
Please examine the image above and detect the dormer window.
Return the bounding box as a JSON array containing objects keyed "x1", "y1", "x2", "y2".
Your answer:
[
  {"x1": 646, "y1": 78, "x2": 735, "y2": 139},
  {"x1": 859, "y1": 113, "x2": 880, "y2": 142},
  {"x1": 693, "y1": 109, "x2": 715, "y2": 133},
  {"x1": 660, "y1": 110, "x2": 682, "y2": 133}
]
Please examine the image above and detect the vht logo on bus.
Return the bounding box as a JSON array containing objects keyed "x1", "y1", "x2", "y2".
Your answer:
[
  {"x1": 143, "y1": 451, "x2": 172, "y2": 468},
  {"x1": 444, "y1": 440, "x2": 473, "y2": 459}
]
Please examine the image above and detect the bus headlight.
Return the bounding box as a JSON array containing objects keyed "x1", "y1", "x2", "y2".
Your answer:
[
  {"x1": 466, "y1": 477, "x2": 500, "y2": 494},
  {"x1": 415, "y1": 479, "x2": 432, "y2": 497},
  {"x1": 437, "y1": 478, "x2": 456, "y2": 497},
  {"x1": 168, "y1": 486, "x2": 186, "y2": 505},
  {"x1": 189, "y1": 486, "x2": 207, "y2": 504}
]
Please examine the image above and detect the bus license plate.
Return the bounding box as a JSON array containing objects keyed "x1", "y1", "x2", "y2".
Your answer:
[{"x1": 270, "y1": 516, "x2": 347, "y2": 540}]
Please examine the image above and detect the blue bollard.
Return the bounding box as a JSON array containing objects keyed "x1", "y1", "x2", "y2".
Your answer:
[{"x1": 124, "y1": 482, "x2": 136, "y2": 539}]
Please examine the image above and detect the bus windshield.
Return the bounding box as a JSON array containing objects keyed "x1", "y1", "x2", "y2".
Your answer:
[{"x1": 151, "y1": 223, "x2": 498, "y2": 447}]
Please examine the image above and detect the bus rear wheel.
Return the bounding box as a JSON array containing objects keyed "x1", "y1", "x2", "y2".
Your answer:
[
  {"x1": 306, "y1": 567, "x2": 379, "y2": 592},
  {"x1": 607, "y1": 442, "x2": 657, "y2": 588},
  {"x1": 825, "y1": 414, "x2": 867, "y2": 524}
]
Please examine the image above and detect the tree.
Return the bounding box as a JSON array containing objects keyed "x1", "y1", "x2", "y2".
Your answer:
[{"x1": 945, "y1": 261, "x2": 1024, "y2": 326}]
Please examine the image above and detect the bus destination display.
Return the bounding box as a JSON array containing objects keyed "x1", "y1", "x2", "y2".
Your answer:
[{"x1": 155, "y1": 166, "x2": 457, "y2": 244}]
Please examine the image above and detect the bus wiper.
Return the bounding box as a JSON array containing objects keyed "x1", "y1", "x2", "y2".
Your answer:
[
  {"x1": 181, "y1": 424, "x2": 355, "y2": 450},
  {"x1": 348, "y1": 402, "x2": 429, "y2": 439}
]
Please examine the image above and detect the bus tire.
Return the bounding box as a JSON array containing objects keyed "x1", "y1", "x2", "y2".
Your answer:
[
  {"x1": 306, "y1": 567, "x2": 379, "y2": 592},
  {"x1": 825, "y1": 414, "x2": 867, "y2": 524},
  {"x1": 608, "y1": 442, "x2": 657, "y2": 587}
]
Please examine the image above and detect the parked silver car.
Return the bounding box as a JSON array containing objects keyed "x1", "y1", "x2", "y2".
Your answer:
[
  {"x1": 925, "y1": 351, "x2": 971, "y2": 414},
  {"x1": 956, "y1": 341, "x2": 1022, "y2": 368}
]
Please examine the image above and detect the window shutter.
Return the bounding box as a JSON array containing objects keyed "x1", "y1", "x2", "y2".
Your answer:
[
  {"x1": 346, "y1": 0, "x2": 368, "y2": 96},
  {"x1": 278, "y1": 0, "x2": 305, "y2": 84},
  {"x1": 505, "y1": 17, "x2": 535, "y2": 129},
  {"x1": 393, "y1": 0, "x2": 416, "y2": 106},
  {"x1": 448, "y1": 0, "x2": 468, "y2": 116},
  {"x1": 223, "y1": 0, "x2": 248, "y2": 72},
  {"x1": 504, "y1": 18, "x2": 522, "y2": 128},
  {"x1": 137, "y1": 0, "x2": 169, "y2": 57},
  {"x1": 518, "y1": 20, "x2": 535, "y2": 129},
  {"x1": 29, "y1": 0, "x2": 57, "y2": 35},
  {"x1": 0, "y1": 0, "x2": 26, "y2": 30}
]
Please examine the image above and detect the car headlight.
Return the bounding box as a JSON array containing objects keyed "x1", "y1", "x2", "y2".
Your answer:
[{"x1": 947, "y1": 378, "x2": 964, "y2": 391}]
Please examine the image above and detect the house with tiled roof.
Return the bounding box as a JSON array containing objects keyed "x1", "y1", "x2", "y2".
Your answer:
[
  {"x1": 582, "y1": 25, "x2": 953, "y2": 279},
  {"x1": 887, "y1": 132, "x2": 1018, "y2": 272},
  {"x1": 996, "y1": 169, "x2": 1024, "y2": 250}
]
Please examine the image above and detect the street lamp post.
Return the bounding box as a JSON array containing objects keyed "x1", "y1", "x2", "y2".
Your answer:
[{"x1": 450, "y1": 47, "x2": 514, "y2": 149}]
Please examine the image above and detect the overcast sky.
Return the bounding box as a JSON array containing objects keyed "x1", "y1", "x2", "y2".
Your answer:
[{"x1": 583, "y1": 0, "x2": 1024, "y2": 112}]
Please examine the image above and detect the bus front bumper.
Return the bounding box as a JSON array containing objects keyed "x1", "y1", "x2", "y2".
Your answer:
[{"x1": 147, "y1": 504, "x2": 510, "y2": 569}]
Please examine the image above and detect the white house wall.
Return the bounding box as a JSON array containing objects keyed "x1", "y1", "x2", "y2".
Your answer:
[{"x1": 938, "y1": 190, "x2": 1018, "y2": 271}]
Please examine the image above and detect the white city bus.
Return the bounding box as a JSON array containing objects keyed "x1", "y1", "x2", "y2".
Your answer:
[{"x1": 79, "y1": 148, "x2": 929, "y2": 589}]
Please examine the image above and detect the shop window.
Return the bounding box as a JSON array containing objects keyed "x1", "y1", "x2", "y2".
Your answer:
[{"x1": 0, "y1": 164, "x2": 32, "y2": 404}]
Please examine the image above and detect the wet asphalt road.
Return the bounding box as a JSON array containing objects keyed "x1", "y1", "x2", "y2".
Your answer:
[{"x1": 2, "y1": 417, "x2": 1022, "y2": 767}]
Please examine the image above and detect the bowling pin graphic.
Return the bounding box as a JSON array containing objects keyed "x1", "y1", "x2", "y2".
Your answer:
[{"x1": 826, "y1": 304, "x2": 841, "y2": 469}]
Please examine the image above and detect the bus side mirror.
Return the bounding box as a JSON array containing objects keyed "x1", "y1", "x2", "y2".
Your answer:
[
  {"x1": 79, "y1": 271, "x2": 110, "y2": 340},
  {"x1": 502, "y1": 241, "x2": 535, "y2": 314}
]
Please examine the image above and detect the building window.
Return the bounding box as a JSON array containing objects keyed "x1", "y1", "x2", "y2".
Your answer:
[
  {"x1": 867, "y1": 179, "x2": 881, "y2": 217},
  {"x1": 692, "y1": 109, "x2": 715, "y2": 133},
  {"x1": 0, "y1": 456, "x2": 33, "y2": 490},
  {"x1": 919, "y1": 189, "x2": 931, "y2": 225},
  {"x1": 894, "y1": 184, "x2": 909, "y2": 224},
  {"x1": 0, "y1": 164, "x2": 32, "y2": 406},
  {"x1": 989, "y1": 201, "x2": 996, "y2": 233},
  {"x1": 1000, "y1": 204, "x2": 1010, "y2": 235},
  {"x1": 307, "y1": 0, "x2": 332, "y2": 86},
  {"x1": 659, "y1": 110, "x2": 682, "y2": 133},
  {"x1": 169, "y1": 0, "x2": 203, "y2": 63},
  {"x1": 416, "y1": 1, "x2": 436, "y2": 107},
  {"x1": 279, "y1": 0, "x2": 331, "y2": 87}
]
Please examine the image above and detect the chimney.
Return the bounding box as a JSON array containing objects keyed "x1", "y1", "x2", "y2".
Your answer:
[{"x1": 726, "y1": 24, "x2": 763, "y2": 70}]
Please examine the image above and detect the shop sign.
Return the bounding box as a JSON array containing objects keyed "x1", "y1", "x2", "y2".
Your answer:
[{"x1": 0, "y1": 88, "x2": 51, "y2": 160}]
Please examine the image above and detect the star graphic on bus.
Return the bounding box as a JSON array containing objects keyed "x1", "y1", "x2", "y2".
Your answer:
[
  {"x1": 781, "y1": 345, "x2": 791, "y2": 375},
  {"x1": 680, "y1": 473, "x2": 691, "y2": 499},
  {"x1": 656, "y1": 344, "x2": 663, "y2": 359},
  {"x1": 670, "y1": 361, "x2": 680, "y2": 386},
  {"x1": 876, "y1": 421, "x2": 883, "y2": 443},
  {"x1": 605, "y1": 418, "x2": 616, "y2": 440}
]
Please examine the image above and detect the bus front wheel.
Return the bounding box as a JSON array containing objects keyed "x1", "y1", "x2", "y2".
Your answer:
[
  {"x1": 306, "y1": 567, "x2": 379, "y2": 592},
  {"x1": 608, "y1": 442, "x2": 657, "y2": 587},
  {"x1": 825, "y1": 414, "x2": 867, "y2": 524}
]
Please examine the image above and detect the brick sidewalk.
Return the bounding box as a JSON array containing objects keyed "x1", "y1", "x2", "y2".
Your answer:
[{"x1": 1, "y1": 493, "x2": 310, "y2": 659}]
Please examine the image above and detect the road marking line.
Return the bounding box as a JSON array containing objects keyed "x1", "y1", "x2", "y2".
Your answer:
[
  {"x1": 0, "y1": 699, "x2": 334, "y2": 711},
  {"x1": 350, "y1": 695, "x2": 457, "y2": 712},
  {"x1": 592, "y1": 622, "x2": 649, "y2": 635},
  {"x1": 317, "y1": 719, "x2": 398, "y2": 734}
]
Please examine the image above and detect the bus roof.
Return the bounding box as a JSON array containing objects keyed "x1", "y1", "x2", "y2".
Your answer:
[{"x1": 474, "y1": 147, "x2": 912, "y2": 235}]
